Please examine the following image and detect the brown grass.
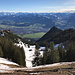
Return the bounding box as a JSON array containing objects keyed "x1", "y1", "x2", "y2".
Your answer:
[{"x1": 0, "y1": 63, "x2": 75, "y2": 75}]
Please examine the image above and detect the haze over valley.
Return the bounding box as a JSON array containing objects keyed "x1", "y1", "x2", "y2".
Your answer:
[{"x1": 0, "y1": 12, "x2": 75, "y2": 40}]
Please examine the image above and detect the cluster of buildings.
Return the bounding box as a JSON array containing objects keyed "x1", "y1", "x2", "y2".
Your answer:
[{"x1": 0, "y1": 30, "x2": 11, "y2": 36}]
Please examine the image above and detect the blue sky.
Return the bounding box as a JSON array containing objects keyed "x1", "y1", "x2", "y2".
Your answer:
[{"x1": 0, "y1": 0, "x2": 75, "y2": 12}]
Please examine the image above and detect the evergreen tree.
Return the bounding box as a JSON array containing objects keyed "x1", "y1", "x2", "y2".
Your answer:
[
  {"x1": 43, "y1": 47, "x2": 51, "y2": 64},
  {"x1": 33, "y1": 48, "x2": 40, "y2": 66},
  {"x1": 13, "y1": 46, "x2": 25, "y2": 66},
  {"x1": 58, "y1": 44, "x2": 66, "y2": 61},
  {"x1": 43, "y1": 47, "x2": 48, "y2": 64},
  {"x1": 0, "y1": 46, "x2": 3, "y2": 57},
  {"x1": 0, "y1": 36, "x2": 26, "y2": 66},
  {"x1": 50, "y1": 42, "x2": 60, "y2": 63},
  {"x1": 50, "y1": 41, "x2": 54, "y2": 50},
  {"x1": 33, "y1": 43, "x2": 42, "y2": 66},
  {"x1": 36, "y1": 43, "x2": 40, "y2": 49},
  {"x1": 66, "y1": 42, "x2": 75, "y2": 61}
]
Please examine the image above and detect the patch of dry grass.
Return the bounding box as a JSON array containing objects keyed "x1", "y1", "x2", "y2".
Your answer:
[{"x1": 0, "y1": 62, "x2": 75, "y2": 75}]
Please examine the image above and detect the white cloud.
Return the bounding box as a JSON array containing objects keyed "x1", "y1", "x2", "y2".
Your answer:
[{"x1": 59, "y1": 9, "x2": 75, "y2": 12}]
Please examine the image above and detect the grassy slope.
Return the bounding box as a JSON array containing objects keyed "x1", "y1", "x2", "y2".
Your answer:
[
  {"x1": 0, "y1": 24, "x2": 46, "y2": 39},
  {"x1": 21, "y1": 32, "x2": 45, "y2": 38}
]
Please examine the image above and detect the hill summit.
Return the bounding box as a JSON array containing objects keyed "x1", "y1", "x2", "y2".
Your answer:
[
  {"x1": 37, "y1": 26, "x2": 75, "y2": 44},
  {"x1": 37, "y1": 26, "x2": 62, "y2": 42}
]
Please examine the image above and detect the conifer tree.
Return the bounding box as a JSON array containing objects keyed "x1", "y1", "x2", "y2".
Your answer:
[
  {"x1": 58, "y1": 44, "x2": 66, "y2": 61},
  {"x1": 50, "y1": 41, "x2": 60, "y2": 63},
  {"x1": 43, "y1": 46, "x2": 51, "y2": 64},
  {"x1": 0, "y1": 46, "x2": 3, "y2": 57},
  {"x1": 43, "y1": 47, "x2": 48, "y2": 64},
  {"x1": 66, "y1": 42, "x2": 75, "y2": 61},
  {"x1": 33, "y1": 43, "x2": 43, "y2": 66},
  {"x1": 0, "y1": 36, "x2": 26, "y2": 66}
]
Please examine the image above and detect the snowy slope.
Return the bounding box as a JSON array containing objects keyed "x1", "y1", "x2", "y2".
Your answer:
[
  {"x1": 0, "y1": 58, "x2": 19, "y2": 65},
  {"x1": 15, "y1": 41, "x2": 36, "y2": 67},
  {"x1": 0, "y1": 57, "x2": 19, "y2": 72},
  {"x1": 0, "y1": 57, "x2": 75, "y2": 73}
]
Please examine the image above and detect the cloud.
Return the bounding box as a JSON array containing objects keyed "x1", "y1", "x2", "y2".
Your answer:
[
  {"x1": 59, "y1": 9, "x2": 75, "y2": 12},
  {"x1": 63, "y1": 0, "x2": 75, "y2": 6}
]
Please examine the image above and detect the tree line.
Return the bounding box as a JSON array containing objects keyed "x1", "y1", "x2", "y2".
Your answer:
[
  {"x1": 0, "y1": 36, "x2": 26, "y2": 66},
  {"x1": 0, "y1": 33, "x2": 75, "y2": 67},
  {"x1": 34, "y1": 41, "x2": 75, "y2": 66}
]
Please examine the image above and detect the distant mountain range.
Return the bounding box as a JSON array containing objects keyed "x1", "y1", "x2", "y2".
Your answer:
[{"x1": 0, "y1": 12, "x2": 75, "y2": 39}]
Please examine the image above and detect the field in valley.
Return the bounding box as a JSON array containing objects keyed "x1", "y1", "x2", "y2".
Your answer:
[{"x1": 21, "y1": 32, "x2": 45, "y2": 38}]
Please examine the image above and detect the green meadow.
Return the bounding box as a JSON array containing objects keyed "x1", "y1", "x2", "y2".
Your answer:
[{"x1": 21, "y1": 32, "x2": 45, "y2": 38}]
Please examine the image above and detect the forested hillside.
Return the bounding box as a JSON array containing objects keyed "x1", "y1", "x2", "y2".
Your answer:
[
  {"x1": 36, "y1": 26, "x2": 75, "y2": 64},
  {"x1": 37, "y1": 26, "x2": 75, "y2": 44},
  {"x1": 0, "y1": 28, "x2": 75, "y2": 68},
  {"x1": 37, "y1": 26, "x2": 62, "y2": 42},
  {"x1": 0, "y1": 30, "x2": 26, "y2": 66}
]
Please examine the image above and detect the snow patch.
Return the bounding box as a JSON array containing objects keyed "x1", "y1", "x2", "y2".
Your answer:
[
  {"x1": 0, "y1": 64, "x2": 9, "y2": 69},
  {"x1": 15, "y1": 40, "x2": 45, "y2": 68},
  {"x1": 15, "y1": 41, "x2": 36, "y2": 67},
  {"x1": 0, "y1": 58, "x2": 19, "y2": 65},
  {"x1": 0, "y1": 57, "x2": 19, "y2": 73}
]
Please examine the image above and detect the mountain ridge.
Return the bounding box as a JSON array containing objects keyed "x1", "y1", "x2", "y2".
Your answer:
[
  {"x1": 0, "y1": 12, "x2": 75, "y2": 39},
  {"x1": 37, "y1": 26, "x2": 75, "y2": 44},
  {"x1": 37, "y1": 26, "x2": 62, "y2": 42}
]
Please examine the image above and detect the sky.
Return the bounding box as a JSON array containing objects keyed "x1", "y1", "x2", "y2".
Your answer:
[{"x1": 0, "y1": 0, "x2": 75, "y2": 13}]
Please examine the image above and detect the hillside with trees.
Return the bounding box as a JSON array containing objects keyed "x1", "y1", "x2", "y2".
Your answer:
[
  {"x1": 37, "y1": 26, "x2": 62, "y2": 42},
  {"x1": 36, "y1": 27, "x2": 75, "y2": 64},
  {"x1": 0, "y1": 30, "x2": 26, "y2": 67},
  {"x1": 1, "y1": 27, "x2": 75, "y2": 67},
  {"x1": 0, "y1": 28, "x2": 75, "y2": 75},
  {"x1": 37, "y1": 26, "x2": 75, "y2": 44}
]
